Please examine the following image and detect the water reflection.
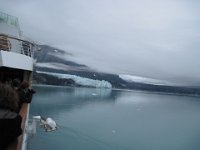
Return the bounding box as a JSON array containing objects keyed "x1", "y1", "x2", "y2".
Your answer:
[
  {"x1": 30, "y1": 85, "x2": 118, "y2": 117},
  {"x1": 29, "y1": 85, "x2": 200, "y2": 150}
]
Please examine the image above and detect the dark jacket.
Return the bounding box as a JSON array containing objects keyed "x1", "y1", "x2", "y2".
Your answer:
[
  {"x1": 0, "y1": 108, "x2": 22, "y2": 150},
  {"x1": 17, "y1": 88, "x2": 35, "y2": 112}
]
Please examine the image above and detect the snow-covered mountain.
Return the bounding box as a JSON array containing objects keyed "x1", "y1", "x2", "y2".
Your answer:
[{"x1": 33, "y1": 45, "x2": 200, "y2": 95}]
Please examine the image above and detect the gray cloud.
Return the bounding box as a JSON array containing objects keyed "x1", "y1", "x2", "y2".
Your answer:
[{"x1": 1, "y1": 0, "x2": 200, "y2": 85}]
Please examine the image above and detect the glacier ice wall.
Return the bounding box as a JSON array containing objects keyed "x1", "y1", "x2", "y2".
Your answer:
[{"x1": 36, "y1": 71, "x2": 112, "y2": 88}]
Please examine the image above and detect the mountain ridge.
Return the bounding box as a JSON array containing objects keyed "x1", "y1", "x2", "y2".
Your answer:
[{"x1": 33, "y1": 45, "x2": 200, "y2": 95}]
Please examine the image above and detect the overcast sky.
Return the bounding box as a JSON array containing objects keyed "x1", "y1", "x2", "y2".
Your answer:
[{"x1": 1, "y1": 0, "x2": 200, "y2": 85}]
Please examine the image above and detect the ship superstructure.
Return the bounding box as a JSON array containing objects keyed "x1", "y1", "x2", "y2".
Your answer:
[{"x1": 0, "y1": 11, "x2": 35, "y2": 150}]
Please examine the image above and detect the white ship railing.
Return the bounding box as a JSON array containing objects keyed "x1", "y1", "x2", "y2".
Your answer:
[{"x1": 0, "y1": 34, "x2": 34, "y2": 57}]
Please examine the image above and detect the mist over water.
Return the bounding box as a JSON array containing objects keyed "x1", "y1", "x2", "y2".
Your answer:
[{"x1": 29, "y1": 85, "x2": 200, "y2": 150}]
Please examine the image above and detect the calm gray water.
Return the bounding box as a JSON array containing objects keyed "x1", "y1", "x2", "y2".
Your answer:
[{"x1": 29, "y1": 85, "x2": 200, "y2": 150}]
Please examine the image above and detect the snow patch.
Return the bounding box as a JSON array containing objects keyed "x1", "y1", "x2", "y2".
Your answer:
[
  {"x1": 35, "y1": 62, "x2": 90, "y2": 71},
  {"x1": 119, "y1": 74, "x2": 173, "y2": 86},
  {"x1": 36, "y1": 63, "x2": 58, "y2": 69}
]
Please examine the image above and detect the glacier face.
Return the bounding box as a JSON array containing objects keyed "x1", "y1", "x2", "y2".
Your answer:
[
  {"x1": 36, "y1": 71, "x2": 112, "y2": 88},
  {"x1": 119, "y1": 74, "x2": 174, "y2": 86}
]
